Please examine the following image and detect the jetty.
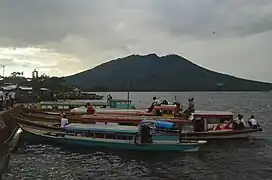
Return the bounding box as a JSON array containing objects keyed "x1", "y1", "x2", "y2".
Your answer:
[{"x1": 0, "y1": 106, "x2": 22, "y2": 179}]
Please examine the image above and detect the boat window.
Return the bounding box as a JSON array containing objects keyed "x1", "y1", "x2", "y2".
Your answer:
[
  {"x1": 219, "y1": 116, "x2": 232, "y2": 123},
  {"x1": 207, "y1": 118, "x2": 219, "y2": 124}
]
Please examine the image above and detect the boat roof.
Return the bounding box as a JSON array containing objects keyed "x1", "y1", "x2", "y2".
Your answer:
[
  {"x1": 40, "y1": 100, "x2": 108, "y2": 106},
  {"x1": 193, "y1": 110, "x2": 233, "y2": 116},
  {"x1": 65, "y1": 123, "x2": 138, "y2": 134},
  {"x1": 40, "y1": 99, "x2": 132, "y2": 106}
]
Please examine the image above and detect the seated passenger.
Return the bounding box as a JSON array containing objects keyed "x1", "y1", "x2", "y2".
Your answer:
[
  {"x1": 148, "y1": 96, "x2": 161, "y2": 112},
  {"x1": 161, "y1": 99, "x2": 168, "y2": 105},
  {"x1": 213, "y1": 124, "x2": 222, "y2": 131},
  {"x1": 233, "y1": 114, "x2": 245, "y2": 130},
  {"x1": 248, "y1": 115, "x2": 260, "y2": 129},
  {"x1": 193, "y1": 118, "x2": 205, "y2": 132},
  {"x1": 60, "y1": 114, "x2": 69, "y2": 128},
  {"x1": 86, "y1": 103, "x2": 96, "y2": 114},
  {"x1": 173, "y1": 102, "x2": 182, "y2": 117}
]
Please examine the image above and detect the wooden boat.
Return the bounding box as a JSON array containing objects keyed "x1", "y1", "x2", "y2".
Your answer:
[
  {"x1": 64, "y1": 121, "x2": 263, "y2": 140},
  {"x1": 20, "y1": 108, "x2": 192, "y2": 125},
  {"x1": 20, "y1": 124, "x2": 207, "y2": 152},
  {"x1": 24, "y1": 98, "x2": 136, "y2": 112},
  {"x1": 15, "y1": 112, "x2": 263, "y2": 141},
  {"x1": 0, "y1": 113, "x2": 23, "y2": 178}
]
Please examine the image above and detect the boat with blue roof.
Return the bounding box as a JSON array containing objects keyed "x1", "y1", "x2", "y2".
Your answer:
[{"x1": 19, "y1": 123, "x2": 207, "y2": 152}]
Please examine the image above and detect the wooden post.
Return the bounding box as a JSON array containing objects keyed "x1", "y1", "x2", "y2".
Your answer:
[
  {"x1": 127, "y1": 80, "x2": 130, "y2": 109},
  {"x1": 179, "y1": 126, "x2": 182, "y2": 143}
]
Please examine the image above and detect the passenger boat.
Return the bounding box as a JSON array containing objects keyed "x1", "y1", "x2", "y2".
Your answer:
[
  {"x1": 64, "y1": 119, "x2": 262, "y2": 140},
  {"x1": 20, "y1": 124, "x2": 207, "y2": 152},
  {"x1": 24, "y1": 98, "x2": 136, "y2": 112},
  {"x1": 15, "y1": 111, "x2": 263, "y2": 141},
  {"x1": 20, "y1": 107, "x2": 192, "y2": 125}
]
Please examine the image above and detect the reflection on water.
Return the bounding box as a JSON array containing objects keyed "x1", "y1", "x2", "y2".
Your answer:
[{"x1": 3, "y1": 92, "x2": 272, "y2": 180}]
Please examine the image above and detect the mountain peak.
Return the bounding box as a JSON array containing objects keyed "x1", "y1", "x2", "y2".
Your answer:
[{"x1": 65, "y1": 54, "x2": 272, "y2": 91}]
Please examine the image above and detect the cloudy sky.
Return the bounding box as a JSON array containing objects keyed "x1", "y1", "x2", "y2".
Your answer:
[{"x1": 0, "y1": 0, "x2": 272, "y2": 82}]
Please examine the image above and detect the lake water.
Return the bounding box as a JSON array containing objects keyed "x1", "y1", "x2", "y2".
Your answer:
[{"x1": 3, "y1": 92, "x2": 272, "y2": 180}]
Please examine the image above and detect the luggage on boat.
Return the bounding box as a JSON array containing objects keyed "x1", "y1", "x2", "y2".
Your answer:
[
  {"x1": 139, "y1": 120, "x2": 175, "y2": 129},
  {"x1": 155, "y1": 120, "x2": 175, "y2": 129}
]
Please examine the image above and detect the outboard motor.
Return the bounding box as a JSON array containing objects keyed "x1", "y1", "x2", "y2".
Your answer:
[{"x1": 139, "y1": 123, "x2": 153, "y2": 143}]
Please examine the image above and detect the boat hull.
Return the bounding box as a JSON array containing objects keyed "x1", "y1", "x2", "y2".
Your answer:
[
  {"x1": 16, "y1": 116, "x2": 262, "y2": 141},
  {"x1": 155, "y1": 128, "x2": 262, "y2": 140},
  {"x1": 21, "y1": 127, "x2": 205, "y2": 152},
  {"x1": 63, "y1": 123, "x2": 262, "y2": 141}
]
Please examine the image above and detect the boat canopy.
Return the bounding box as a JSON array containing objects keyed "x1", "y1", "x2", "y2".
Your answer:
[
  {"x1": 193, "y1": 110, "x2": 233, "y2": 118},
  {"x1": 65, "y1": 123, "x2": 138, "y2": 134}
]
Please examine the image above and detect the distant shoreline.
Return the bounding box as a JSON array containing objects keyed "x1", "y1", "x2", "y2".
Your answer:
[{"x1": 87, "y1": 90, "x2": 272, "y2": 92}]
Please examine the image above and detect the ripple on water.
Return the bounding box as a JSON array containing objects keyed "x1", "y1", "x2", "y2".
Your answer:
[{"x1": 3, "y1": 92, "x2": 272, "y2": 180}]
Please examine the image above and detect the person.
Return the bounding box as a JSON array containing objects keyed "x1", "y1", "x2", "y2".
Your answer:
[
  {"x1": 5, "y1": 92, "x2": 10, "y2": 109},
  {"x1": 248, "y1": 115, "x2": 260, "y2": 129},
  {"x1": 183, "y1": 97, "x2": 195, "y2": 118},
  {"x1": 60, "y1": 114, "x2": 69, "y2": 128},
  {"x1": 86, "y1": 103, "x2": 96, "y2": 114},
  {"x1": 193, "y1": 117, "x2": 205, "y2": 132},
  {"x1": 0, "y1": 91, "x2": 3, "y2": 111},
  {"x1": 138, "y1": 123, "x2": 153, "y2": 144},
  {"x1": 152, "y1": 97, "x2": 161, "y2": 106},
  {"x1": 107, "y1": 94, "x2": 113, "y2": 101},
  {"x1": 233, "y1": 114, "x2": 246, "y2": 130},
  {"x1": 148, "y1": 97, "x2": 161, "y2": 112},
  {"x1": 10, "y1": 91, "x2": 15, "y2": 108},
  {"x1": 173, "y1": 102, "x2": 182, "y2": 117},
  {"x1": 161, "y1": 99, "x2": 168, "y2": 105},
  {"x1": 53, "y1": 93, "x2": 57, "y2": 102}
]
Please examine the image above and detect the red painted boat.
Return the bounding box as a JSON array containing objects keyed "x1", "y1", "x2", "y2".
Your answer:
[
  {"x1": 70, "y1": 104, "x2": 179, "y2": 116},
  {"x1": 80, "y1": 114, "x2": 191, "y2": 125}
]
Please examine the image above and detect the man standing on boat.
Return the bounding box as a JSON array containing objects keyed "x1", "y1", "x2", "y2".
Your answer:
[
  {"x1": 183, "y1": 97, "x2": 195, "y2": 118},
  {"x1": 107, "y1": 94, "x2": 112, "y2": 102},
  {"x1": 0, "y1": 91, "x2": 3, "y2": 111}
]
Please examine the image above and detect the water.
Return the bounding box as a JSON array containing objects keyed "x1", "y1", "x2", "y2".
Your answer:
[{"x1": 3, "y1": 92, "x2": 272, "y2": 180}]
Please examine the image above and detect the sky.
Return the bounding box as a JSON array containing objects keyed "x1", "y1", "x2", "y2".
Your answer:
[{"x1": 0, "y1": 0, "x2": 272, "y2": 82}]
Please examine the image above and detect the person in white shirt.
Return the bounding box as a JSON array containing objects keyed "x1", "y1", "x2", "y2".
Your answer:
[
  {"x1": 152, "y1": 97, "x2": 161, "y2": 106},
  {"x1": 60, "y1": 114, "x2": 69, "y2": 128},
  {"x1": 240, "y1": 115, "x2": 246, "y2": 127},
  {"x1": 148, "y1": 97, "x2": 161, "y2": 112},
  {"x1": 248, "y1": 115, "x2": 259, "y2": 129}
]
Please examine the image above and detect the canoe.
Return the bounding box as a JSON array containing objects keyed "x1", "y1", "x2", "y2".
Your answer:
[{"x1": 20, "y1": 124, "x2": 207, "y2": 152}]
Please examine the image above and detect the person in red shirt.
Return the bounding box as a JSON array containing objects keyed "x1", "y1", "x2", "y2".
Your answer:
[{"x1": 86, "y1": 103, "x2": 95, "y2": 114}]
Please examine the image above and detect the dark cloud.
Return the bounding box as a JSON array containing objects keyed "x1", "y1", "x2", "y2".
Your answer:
[{"x1": 0, "y1": 0, "x2": 272, "y2": 81}]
